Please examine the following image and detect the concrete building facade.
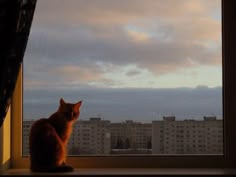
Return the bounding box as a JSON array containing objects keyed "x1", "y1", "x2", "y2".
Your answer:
[
  {"x1": 110, "y1": 120, "x2": 152, "y2": 153},
  {"x1": 68, "y1": 117, "x2": 111, "y2": 155},
  {"x1": 23, "y1": 116, "x2": 223, "y2": 156},
  {"x1": 22, "y1": 120, "x2": 34, "y2": 155},
  {"x1": 152, "y1": 116, "x2": 223, "y2": 154}
]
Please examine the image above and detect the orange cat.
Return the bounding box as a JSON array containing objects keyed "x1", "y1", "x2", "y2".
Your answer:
[{"x1": 29, "y1": 98, "x2": 82, "y2": 172}]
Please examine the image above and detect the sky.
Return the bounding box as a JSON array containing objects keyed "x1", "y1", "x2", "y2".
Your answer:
[{"x1": 23, "y1": 0, "x2": 222, "y2": 122}]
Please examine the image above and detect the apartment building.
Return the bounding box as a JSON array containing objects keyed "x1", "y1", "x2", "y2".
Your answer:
[
  {"x1": 152, "y1": 116, "x2": 223, "y2": 154},
  {"x1": 68, "y1": 117, "x2": 111, "y2": 155},
  {"x1": 22, "y1": 120, "x2": 35, "y2": 155},
  {"x1": 23, "y1": 116, "x2": 223, "y2": 156},
  {"x1": 110, "y1": 120, "x2": 152, "y2": 153}
]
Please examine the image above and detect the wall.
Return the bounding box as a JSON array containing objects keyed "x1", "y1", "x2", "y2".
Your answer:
[{"x1": 0, "y1": 108, "x2": 11, "y2": 172}]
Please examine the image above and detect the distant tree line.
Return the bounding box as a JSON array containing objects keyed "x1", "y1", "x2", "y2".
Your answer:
[{"x1": 115, "y1": 137, "x2": 152, "y2": 149}]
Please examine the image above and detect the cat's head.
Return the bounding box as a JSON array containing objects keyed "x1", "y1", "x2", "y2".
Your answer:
[{"x1": 58, "y1": 98, "x2": 82, "y2": 121}]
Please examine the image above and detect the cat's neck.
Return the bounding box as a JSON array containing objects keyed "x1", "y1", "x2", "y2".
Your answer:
[{"x1": 48, "y1": 112, "x2": 74, "y2": 143}]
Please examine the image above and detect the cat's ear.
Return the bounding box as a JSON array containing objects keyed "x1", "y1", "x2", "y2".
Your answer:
[
  {"x1": 60, "y1": 98, "x2": 66, "y2": 106},
  {"x1": 75, "y1": 100, "x2": 82, "y2": 110}
]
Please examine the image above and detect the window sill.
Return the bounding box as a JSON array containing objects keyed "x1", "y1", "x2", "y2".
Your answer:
[{"x1": 2, "y1": 168, "x2": 236, "y2": 176}]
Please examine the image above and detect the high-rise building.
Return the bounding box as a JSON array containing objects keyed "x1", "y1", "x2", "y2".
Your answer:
[
  {"x1": 152, "y1": 116, "x2": 223, "y2": 154},
  {"x1": 110, "y1": 120, "x2": 152, "y2": 154},
  {"x1": 22, "y1": 120, "x2": 34, "y2": 155},
  {"x1": 68, "y1": 117, "x2": 111, "y2": 155},
  {"x1": 22, "y1": 116, "x2": 223, "y2": 156}
]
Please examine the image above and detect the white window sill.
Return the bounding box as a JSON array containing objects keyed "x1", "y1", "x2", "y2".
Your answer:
[{"x1": 2, "y1": 168, "x2": 236, "y2": 176}]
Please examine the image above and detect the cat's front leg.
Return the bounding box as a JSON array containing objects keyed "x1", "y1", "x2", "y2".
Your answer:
[{"x1": 62, "y1": 161, "x2": 66, "y2": 166}]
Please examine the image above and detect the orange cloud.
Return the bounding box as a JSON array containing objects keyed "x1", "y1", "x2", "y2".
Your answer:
[
  {"x1": 126, "y1": 30, "x2": 151, "y2": 42},
  {"x1": 53, "y1": 65, "x2": 104, "y2": 83}
]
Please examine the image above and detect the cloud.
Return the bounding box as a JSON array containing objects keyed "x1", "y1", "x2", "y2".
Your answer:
[
  {"x1": 24, "y1": 0, "x2": 221, "y2": 89},
  {"x1": 52, "y1": 65, "x2": 103, "y2": 83},
  {"x1": 125, "y1": 70, "x2": 142, "y2": 77},
  {"x1": 34, "y1": 0, "x2": 220, "y2": 25},
  {"x1": 24, "y1": 62, "x2": 117, "y2": 89},
  {"x1": 126, "y1": 30, "x2": 151, "y2": 42},
  {"x1": 23, "y1": 87, "x2": 223, "y2": 121}
]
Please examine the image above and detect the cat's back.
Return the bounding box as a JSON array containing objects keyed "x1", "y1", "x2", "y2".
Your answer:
[
  {"x1": 30, "y1": 118, "x2": 50, "y2": 135},
  {"x1": 29, "y1": 118, "x2": 56, "y2": 146}
]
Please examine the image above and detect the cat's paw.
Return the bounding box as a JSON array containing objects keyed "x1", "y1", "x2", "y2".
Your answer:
[{"x1": 60, "y1": 164, "x2": 74, "y2": 172}]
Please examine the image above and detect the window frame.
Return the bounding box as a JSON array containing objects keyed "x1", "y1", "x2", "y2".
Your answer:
[{"x1": 10, "y1": 0, "x2": 236, "y2": 169}]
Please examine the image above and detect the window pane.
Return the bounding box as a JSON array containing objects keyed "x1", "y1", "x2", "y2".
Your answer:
[{"x1": 23, "y1": 0, "x2": 222, "y2": 156}]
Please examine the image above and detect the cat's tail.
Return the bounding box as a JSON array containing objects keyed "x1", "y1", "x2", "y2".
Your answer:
[{"x1": 31, "y1": 165, "x2": 74, "y2": 173}]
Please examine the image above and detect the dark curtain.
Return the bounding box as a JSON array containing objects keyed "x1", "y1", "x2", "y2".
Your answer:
[{"x1": 0, "y1": 0, "x2": 37, "y2": 128}]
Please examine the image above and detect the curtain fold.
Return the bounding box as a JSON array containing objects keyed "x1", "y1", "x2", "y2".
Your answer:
[{"x1": 0, "y1": 0, "x2": 37, "y2": 128}]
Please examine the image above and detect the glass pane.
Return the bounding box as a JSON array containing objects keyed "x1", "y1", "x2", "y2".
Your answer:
[{"x1": 23, "y1": 0, "x2": 222, "y2": 156}]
